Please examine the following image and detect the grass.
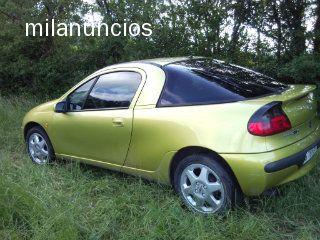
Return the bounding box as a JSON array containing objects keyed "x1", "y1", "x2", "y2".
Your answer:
[{"x1": 1, "y1": 96, "x2": 320, "y2": 240}]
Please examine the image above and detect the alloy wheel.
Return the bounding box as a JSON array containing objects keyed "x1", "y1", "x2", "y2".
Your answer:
[
  {"x1": 180, "y1": 163, "x2": 225, "y2": 213},
  {"x1": 28, "y1": 133, "x2": 49, "y2": 164}
]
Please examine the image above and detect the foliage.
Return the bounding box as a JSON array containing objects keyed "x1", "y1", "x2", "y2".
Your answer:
[
  {"x1": 0, "y1": 0, "x2": 320, "y2": 98},
  {"x1": 278, "y1": 54, "x2": 320, "y2": 84}
]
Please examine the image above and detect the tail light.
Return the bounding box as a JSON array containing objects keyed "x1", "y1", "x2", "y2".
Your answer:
[{"x1": 248, "y1": 101, "x2": 291, "y2": 136}]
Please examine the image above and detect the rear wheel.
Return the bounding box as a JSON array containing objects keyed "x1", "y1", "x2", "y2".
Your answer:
[
  {"x1": 26, "y1": 126, "x2": 55, "y2": 164},
  {"x1": 173, "y1": 154, "x2": 240, "y2": 214}
]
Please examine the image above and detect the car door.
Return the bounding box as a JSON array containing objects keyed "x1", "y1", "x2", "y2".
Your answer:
[{"x1": 51, "y1": 70, "x2": 145, "y2": 169}]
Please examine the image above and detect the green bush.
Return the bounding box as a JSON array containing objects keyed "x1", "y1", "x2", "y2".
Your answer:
[{"x1": 278, "y1": 54, "x2": 320, "y2": 85}]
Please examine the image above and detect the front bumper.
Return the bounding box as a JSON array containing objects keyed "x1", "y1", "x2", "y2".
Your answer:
[{"x1": 221, "y1": 124, "x2": 320, "y2": 196}]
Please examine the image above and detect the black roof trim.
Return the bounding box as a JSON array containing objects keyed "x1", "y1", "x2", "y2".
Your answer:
[
  {"x1": 107, "y1": 61, "x2": 162, "y2": 69},
  {"x1": 162, "y1": 56, "x2": 208, "y2": 67},
  {"x1": 136, "y1": 61, "x2": 163, "y2": 68}
]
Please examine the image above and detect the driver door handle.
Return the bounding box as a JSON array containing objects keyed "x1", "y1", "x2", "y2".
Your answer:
[{"x1": 112, "y1": 118, "x2": 124, "y2": 127}]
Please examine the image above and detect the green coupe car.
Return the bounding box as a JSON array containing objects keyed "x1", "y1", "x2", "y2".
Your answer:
[{"x1": 22, "y1": 57, "x2": 320, "y2": 214}]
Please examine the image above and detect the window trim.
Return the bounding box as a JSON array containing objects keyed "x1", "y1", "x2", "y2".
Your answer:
[
  {"x1": 67, "y1": 70, "x2": 144, "y2": 112},
  {"x1": 80, "y1": 77, "x2": 99, "y2": 110},
  {"x1": 156, "y1": 65, "x2": 171, "y2": 108},
  {"x1": 66, "y1": 77, "x2": 98, "y2": 112}
]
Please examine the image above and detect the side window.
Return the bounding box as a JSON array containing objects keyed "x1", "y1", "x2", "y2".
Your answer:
[
  {"x1": 158, "y1": 65, "x2": 246, "y2": 107},
  {"x1": 83, "y1": 72, "x2": 141, "y2": 110},
  {"x1": 68, "y1": 78, "x2": 95, "y2": 111}
]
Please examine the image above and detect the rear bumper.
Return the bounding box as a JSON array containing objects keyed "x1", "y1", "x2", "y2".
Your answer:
[
  {"x1": 264, "y1": 139, "x2": 320, "y2": 173},
  {"x1": 221, "y1": 124, "x2": 320, "y2": 196}
]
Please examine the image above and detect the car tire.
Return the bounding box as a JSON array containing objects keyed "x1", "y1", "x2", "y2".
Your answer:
[
  {"x1": 173, "y1": 154, "x2": 241, "y2": 214},
  {"x1": 26, "y1": 126, "x2": 55, "y2": 164}
]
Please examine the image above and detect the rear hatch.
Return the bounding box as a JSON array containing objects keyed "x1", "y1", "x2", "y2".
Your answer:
[
  {"x1": 259, "y1": 85, "x2": 318, "y2": 151},
  {"x1": 162, "y1": 58, "x2": 318, "y2": 151}
]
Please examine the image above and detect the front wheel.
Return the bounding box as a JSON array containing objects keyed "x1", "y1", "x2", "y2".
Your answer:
[
  {"x1": 173, "y1": 154, "x2": 241, "y2": 214},
  {"x1": 26, "y1": 126, "x2": 55, "y2": 164}
]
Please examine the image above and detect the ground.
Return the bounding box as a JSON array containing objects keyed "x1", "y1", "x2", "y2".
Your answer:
[{"x1": 0, "y1": 96, "x2": 320, "y2": 240}]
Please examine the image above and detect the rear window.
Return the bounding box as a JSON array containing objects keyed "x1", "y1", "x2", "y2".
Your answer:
[{"x1": 158, "y1": 58, "x2": 287, "y2": 107}]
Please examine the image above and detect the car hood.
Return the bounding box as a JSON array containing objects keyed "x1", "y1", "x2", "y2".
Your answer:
[{"x1": 29, "y1": 99, "x2": 59, "y2": 113}]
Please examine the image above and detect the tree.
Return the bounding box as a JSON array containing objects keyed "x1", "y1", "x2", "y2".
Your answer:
[
  {"x1": 266, "y1": 0, "x2": 284, "y2": 61},
  {"x1": 0, "y1": 0, "x2": 87, "y2": 95},
  {"x1": 0, "y1": 0, "x2": 319, "y2": 97},
  {"x1": 281, "y1": 0, "x2": 307, "y2": 57},
  {"x1": 228, "y1": 0, "x2": 250, "y2": 60}
]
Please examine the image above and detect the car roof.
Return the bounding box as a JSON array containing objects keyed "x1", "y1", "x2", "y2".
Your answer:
[{"x1": 95, "y1": 57, "x2": 206, "y2": 73}]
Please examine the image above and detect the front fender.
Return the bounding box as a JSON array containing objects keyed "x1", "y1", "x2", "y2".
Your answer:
[{"x1": 22, "y1": 99, "x2": 58, "y2": 138}]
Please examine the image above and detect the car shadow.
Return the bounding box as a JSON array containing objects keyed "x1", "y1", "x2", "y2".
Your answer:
[{"x1": 55, "y1": 156, "x2": 173, "y2": 190}]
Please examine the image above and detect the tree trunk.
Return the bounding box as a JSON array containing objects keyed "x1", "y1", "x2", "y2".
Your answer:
[
  {"x1": 256, "y1": 28, "x2": 261, "y2": 57},
  {"x1": 42, "y1": 2, "x2": 55, "y2": 57},
  {"x1": 229, "y1": 0, "x2": 246, "y2": 59},
  {"x1": 270, "y1": 0, "x2": 283, "y2": 62},
  {"x1": 314, "y1": 0, "x2": 320, "y2": 53},
  {"x1": 216, "y1": 25, "x2": 221, "y2": 54},
  {"x1": 283, "y1": 0, "x2": 306, "y2": 57}
]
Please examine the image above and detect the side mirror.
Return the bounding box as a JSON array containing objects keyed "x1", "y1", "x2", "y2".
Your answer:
[{"x1": 55, "y1": 101, "x2": 67, "y2": 113}]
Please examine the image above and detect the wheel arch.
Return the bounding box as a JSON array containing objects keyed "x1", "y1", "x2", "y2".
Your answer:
[
  {"x1": 23, "y1": 122, "x2": 45, "y2": 140},
  {"x1": 169, "y1": 146, "x2": 243, "y2": 193}
]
